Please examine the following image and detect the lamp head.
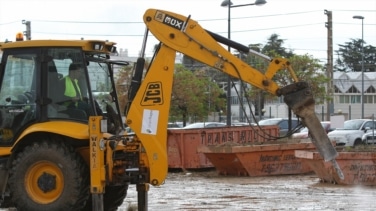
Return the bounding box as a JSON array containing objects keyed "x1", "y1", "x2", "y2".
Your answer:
[
  {"x1": 353, "y1": 15, "x2": 364, "y2": 20},
  {"x1": 221, "y1": 0, "x2": 233, "y2": 7},
  {"x1": 221, "y1": 0, "x2": 266, "y2": 7},
  {"x1": 255, "y1": 0, "x2": 267, "y2": 5}
]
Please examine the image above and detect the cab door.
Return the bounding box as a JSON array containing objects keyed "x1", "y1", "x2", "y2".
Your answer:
[{"x1": 0, "y1": 49, "x2": 37, "y2": 145}]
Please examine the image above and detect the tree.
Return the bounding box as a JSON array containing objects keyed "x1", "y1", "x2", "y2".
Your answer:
[
  {"x1": 262, "y1": 33, "x2": 294, "y2": 58},
  {"x1": 115, "y1": 65, "x2": 133, "y2": 114},
  {"x1": 243, "y1": 34, "x2": 329, "y2": 117},
  {"x1": 335, "y1": 38, "x2": 376, "y2": 72},
  {"x1": 287, "y1": 54, "x2": 329, "y2": 104},
  {"x1": 169, "y1": 64, "x2": 225, "y2": 126}
]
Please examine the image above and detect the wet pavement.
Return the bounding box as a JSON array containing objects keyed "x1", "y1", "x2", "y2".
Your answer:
[{"x1": 120, "y1": 170, "x2": 376, "y2": 211}]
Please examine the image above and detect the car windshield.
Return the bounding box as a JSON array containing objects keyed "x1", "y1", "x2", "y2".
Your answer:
[{"x1": 343, "y1": 120, "x2": 365, "y2": 130}]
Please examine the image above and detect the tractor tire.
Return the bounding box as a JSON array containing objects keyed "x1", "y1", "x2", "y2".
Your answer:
[
  {"x1": 103, "y1": 185, "x2": 128, "y2": 211},
  {"x1": 83, "y1": 184, "x2": 128, "y2": 211},
  {"x1": 0, "y1": 195, "x2": 13, "y2": 208},
  {"x1": 8, "y1": 140, "x2": 90, "y2": 211}
]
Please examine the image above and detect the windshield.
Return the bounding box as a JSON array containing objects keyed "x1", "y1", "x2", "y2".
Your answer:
[{"x1": 343, "y1": 119, "x2": 365, "y2": 130}]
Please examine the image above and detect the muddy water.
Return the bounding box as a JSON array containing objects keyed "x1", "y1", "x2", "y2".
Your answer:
[{"x1": 121, "y1": 170, "x2": 376, "y2": 211}]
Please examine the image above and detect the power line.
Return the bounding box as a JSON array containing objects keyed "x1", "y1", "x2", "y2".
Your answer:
[
  {"x1": 32, "y1": 22, "x2": 324, "y2": 37},
  {"x1": 1, "y1": 9, "x2": 374, "y2": 25},
  {"x1": 0, "y1": 20, "x2": 21, "y2": 25},
  {"x1": 30, "y1": 20, "x2": 141, "y2": 24},
  {"x1": 0, "y1": 10, "x2": 331, "y2": 25}
]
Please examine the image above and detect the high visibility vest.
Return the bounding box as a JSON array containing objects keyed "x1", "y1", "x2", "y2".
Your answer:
[{"x1": 64, "y1": 76, "x2": 82, "y2": 100}]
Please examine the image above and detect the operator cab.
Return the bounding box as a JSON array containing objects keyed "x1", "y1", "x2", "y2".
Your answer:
[{"x1": 0, "y1": 40, "x2": 128, "y2": 145}]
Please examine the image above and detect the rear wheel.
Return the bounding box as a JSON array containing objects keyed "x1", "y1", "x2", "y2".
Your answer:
[
  {"x1": 8, "y1": 141, "x2": 90, "y2": 211},
  {"x1": 0, "y1": 195, "x2": 13, "y2": 208}
]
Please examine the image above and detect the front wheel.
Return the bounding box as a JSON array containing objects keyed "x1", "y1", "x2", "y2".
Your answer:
[
  {"x1": 8, "y1": 140, "x2": 90, "y2": 211},
  {"x1": 353, "y1": 139, "x2": 363, "y2": 147}
]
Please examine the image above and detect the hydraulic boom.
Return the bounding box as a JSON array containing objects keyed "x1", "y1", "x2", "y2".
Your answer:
[{"x1": 128, "y1": 9, "x2": 343, "y2": 185}]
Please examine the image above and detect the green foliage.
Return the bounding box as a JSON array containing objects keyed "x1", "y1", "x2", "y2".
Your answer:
[
  {"x1": 288, "y1": 54, "x2": 329, "y2": 104},
  {"x1": 335, "y1": 38, "x2": 376, "y2": 72},
  {"x1": 115, "y1": 65, "x2": 133, "y2": 113},
  {"x1": 169, "y1": 64, "x2": 225, "y2": 123},
  {"x1": 244, "y1": 34, "x2": 328, "y2": 105},
  {"x1": 262, "y1": 33, "x2": 294, "y2": 58}
]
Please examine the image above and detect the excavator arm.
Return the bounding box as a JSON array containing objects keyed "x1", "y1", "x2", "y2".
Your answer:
[{"x1": 125, "y1": 8, "x2": 343, "y2": 191}]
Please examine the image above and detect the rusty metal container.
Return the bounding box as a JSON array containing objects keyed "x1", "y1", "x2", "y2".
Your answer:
[
  {"x1": 167, "y1": 125, "x2": 279, "y2": 170},
  {"x1": 198, "y1": 140, "x2": 315, "y2": 176},
  {"x1": 167, "y1": 128, "x2": 213, "y2": 169},
  {"x1": 295, "y1": 149, "x2": 376, "y2": 185}
]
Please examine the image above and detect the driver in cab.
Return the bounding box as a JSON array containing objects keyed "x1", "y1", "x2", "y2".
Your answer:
[{"x1": 60, "y1": 63, "x2": 90, "y2": 117}]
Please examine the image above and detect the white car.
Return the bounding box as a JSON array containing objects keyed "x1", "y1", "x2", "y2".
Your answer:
[
  {"x1": 292, "y1": 121, "x2": 332, "y2": 139},
  {"x1": 183, "y1": 122, "x2": 226, "y2": 129},
  {"x1": 258, "y1": 118, "x2": 301, "y2": 137},
  {"x1": 362, "y1": 130, "x2": 376, "y2": 144},
  {"x1": 327, "y1": 119, "x2": 375, "y2": 147}
]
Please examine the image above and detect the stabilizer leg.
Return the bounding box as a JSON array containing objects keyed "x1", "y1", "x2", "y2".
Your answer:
[
  {"x1": 92, "y1": 194, "x2": 104, "y2": 211},
  {"x1": 137, "y1": 183, "x2": 149, "y2": 211}
]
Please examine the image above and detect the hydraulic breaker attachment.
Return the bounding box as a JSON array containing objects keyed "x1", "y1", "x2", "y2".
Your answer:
[{"x1": 279, "y1": 82, "x2": 344, "y2": 179}]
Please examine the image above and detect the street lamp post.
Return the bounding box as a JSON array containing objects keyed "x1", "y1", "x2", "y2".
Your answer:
[
  {"x1": 353, "y1": 15, "x2": 365, "y2": 119},
  {"x1": 221, "y1": 0, "x2": 267, "y2": 126}
]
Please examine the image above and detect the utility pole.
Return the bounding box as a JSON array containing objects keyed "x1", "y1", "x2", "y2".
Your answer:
[
  {"x1": 22, "y1": 20, "x2": 31, "y2": 40},
  {"x1": 325, "y1": 10, "x2": 333, "y2": 121}
]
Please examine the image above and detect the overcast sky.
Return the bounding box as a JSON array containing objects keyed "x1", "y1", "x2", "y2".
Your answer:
[{"x1": 1, "y1": 0, "x2": 375, "y2": 63}]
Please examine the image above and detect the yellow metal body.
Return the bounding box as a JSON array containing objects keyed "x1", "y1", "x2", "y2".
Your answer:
[
  {"x1": 126, "y1": 46, "x2": 175, "y2": 185},
  {"x1": 126, "y1": 8, "x2": 340, "y2": 186},
  {"x1": 143, "y1": 9, "x2": 299, "y2": 96},
  {"x1": 0, "y1": 121, "x2": 89, "y2": 156},
  {"x1": 25, "y1": 161, "x2": 64, "y2": 204},
  {"x1": 0, "y1": 10, "x2": 340, "y2": 210},
  {"x1": 124, "y1": 9, "x2": 302, "y2": 185},
  {"x1": 0, "y1": 40, "x2": 116, "y2": 54},
  {"x1": 88, "y1": 116, "x2": 106, "y2": 193}
]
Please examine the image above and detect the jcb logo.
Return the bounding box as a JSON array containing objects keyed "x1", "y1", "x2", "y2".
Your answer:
[
  {"x1": 154, "y1": 11, "x2": 184, "y2": 30},
  {"x1": 141, "y1": 82, "x2": 163, "y2": 106}
]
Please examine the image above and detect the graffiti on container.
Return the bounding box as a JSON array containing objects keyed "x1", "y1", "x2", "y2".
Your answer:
[
  {"x1": 356, "y1": 173, "x2": 376, "y2": 183},
  {"x1": 259, "y1": 154, "x2": 301, "y2": 174},
  {"x1": 199, "y1": 126, "x2": 279, "y2": 145},
  {"x1": 201, "y1": 131, "x2": 234, "y2": 144},
  {"x1": 283, "y1": 154, "x2": 297, "y2": 161},
  {"x1": 261, "y1": 162, "x2": 302, "y2": 174},
  {"x1": 259, "y1": 155, "x2": 281, "y2": 162},
  {"x1": 239, "y1": 131, "x2": 249, "y2": 143},
  {"x1": 259, "y1": 154, "x2": 297, "y2": 162},
  {"x1": 349, "y1": 164, "x2": 376, "y2": 171},
  {"x1": 349, "y1": 164, "x2": 376, "y2": 183}
]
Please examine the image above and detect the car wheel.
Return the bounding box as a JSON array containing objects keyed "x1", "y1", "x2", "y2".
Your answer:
[{"x1": 353, "y1": 139, "x2": 363, "y2": 147}]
